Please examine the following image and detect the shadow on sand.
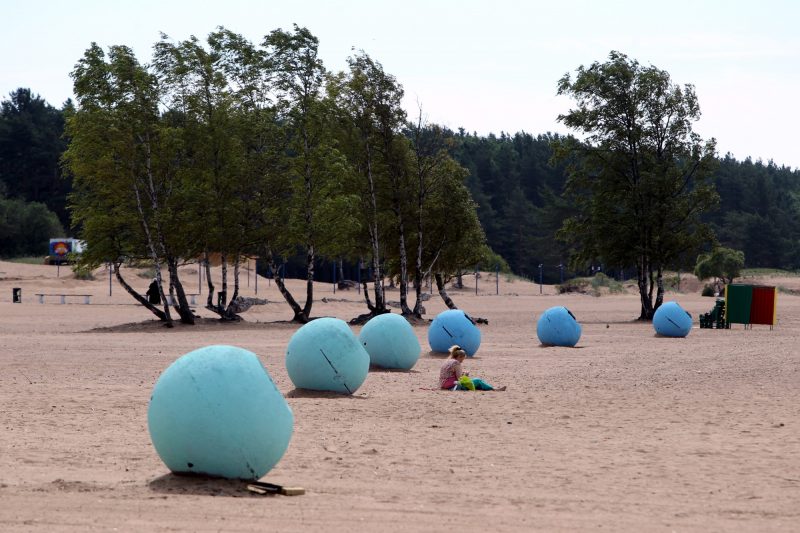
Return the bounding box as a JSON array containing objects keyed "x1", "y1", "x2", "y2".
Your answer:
[
  {"x1": 283, "y1": 388, "x2": 370, "y2": 399},
  {"x1": 148, "y1": 473, "x2": 258, "y2": 497}
]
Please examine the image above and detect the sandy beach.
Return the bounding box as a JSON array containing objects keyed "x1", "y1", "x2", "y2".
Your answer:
[{"x1": 0, "y1": 260, "x2": 798, "y2": 532}]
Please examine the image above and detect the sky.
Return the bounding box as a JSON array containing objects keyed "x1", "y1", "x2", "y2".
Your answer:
[{"x1": 2, "y1": 0, "x2": 799, "y2": 169}]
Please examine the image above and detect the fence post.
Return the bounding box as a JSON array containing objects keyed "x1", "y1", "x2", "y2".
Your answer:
[
  {"x1": 495, "y1": 263, "x2": 499, "y2": 295},
  {"x1": 539, "y1": 264, "x2": 543, "y2": 294}
]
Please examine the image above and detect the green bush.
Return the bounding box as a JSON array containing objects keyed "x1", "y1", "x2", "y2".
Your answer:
[
  {"x1": 701, "y1": 284, "x2": 715, "y2": 297},
  {"x1": 558, "y1": 277, "x2": 591, "y2": 294},
  {"x1": 662, "y1": 274, "x2": 681, "y2": 291},
  {"x1": 590, "y1": 272, "x2": 624, "y2": 293},
  {"x1": 0, "y1": 194, "x2": 64, "y2": 258},
  {"x1": 71, "y1": 263, "x2": 95, "y2": 280}
]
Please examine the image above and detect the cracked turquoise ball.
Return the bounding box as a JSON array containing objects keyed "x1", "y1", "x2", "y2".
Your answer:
[
  {"x1": 285, "y1": 317, "x2": 370, "y2": 394},
  {"x1": 147, "y1": 345, "x2": 293, "y2": 480}
]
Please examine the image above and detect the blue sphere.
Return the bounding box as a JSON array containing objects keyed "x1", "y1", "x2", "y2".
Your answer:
[
  {"x1": 428, "y1": 309, "x2": 482, "y2": 356},
  {"x1": 147, "y1": 345, "x2": 293, "y2": 480},
  {"x1": 653, "y1": 301, "x2": 693, "y2": 337},
  {"x1": 359, "y1": 313, "x2": 421, "y2": 370},
  {"x1": 286, "y1": 317, "x2": 370, "y2": 394},
  {"x1": 537, "y1": 306, "x2": 582, "y2": 347}
]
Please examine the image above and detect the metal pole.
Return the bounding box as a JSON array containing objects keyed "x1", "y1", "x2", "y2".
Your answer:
[
  {"x1": 495, "y1": 263, "x2": 499, "y2": 295},
  {"x1": 333, "y1": 262, "x2": 336, "y2": 294},
  {"x1": 108, "y1": 262, "x2": 112, "y2": 296},
  {"x1": 247, "y1": 258, "x2": 250, "y2": 287},
  {"x1": 57, "y1": 262, "x2": 60, "y2": 278},
  {"x1": 539, "y1": 264, "x2": 543, "y2": 294},
  {"x1": 475, "y1": 265, "x2": 478, "y2": 295},
  {"x1": 255, "y1": 261, "x2": 258, "y2": 295},
  {"x1": 357, "y1": 260, "x2": 361, "y2": 295}
]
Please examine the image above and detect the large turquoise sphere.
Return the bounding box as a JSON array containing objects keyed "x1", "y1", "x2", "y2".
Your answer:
[
  {"x1": 147, "y1": 345, "x2": 293, "y2": 480},
  {"x1": 285, "y1": 317, "x2": 370, "y2": 394},
  {"x1": 653, "y1": 301, "x2": 693, "y2": 337},
  {"x1": 427, "y1": 309, "x2": 482, "y2": 356},
  {"x1": 359, "y1": 313, "x2": 421, "y2": 370},
  {"x1": 537, "y1": 306, "x2": 582, "y2": 347}
]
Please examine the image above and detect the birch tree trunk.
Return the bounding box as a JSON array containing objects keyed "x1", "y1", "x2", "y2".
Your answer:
[
  {"x1": 435, "y1": 273, "x2": 458, "y2": 310},
  {"x1": 365, "y1": 143, "x2": 385, "y2": 312},
  {"x1": 113, "y1": 262, "x2": 168, "y2": 322},
  {"x1": 131, "y1": 181, "x2": 172, "y2": 326},
  {"x1": 266, "y1": 247, "x2": 308, "y2": 323}
]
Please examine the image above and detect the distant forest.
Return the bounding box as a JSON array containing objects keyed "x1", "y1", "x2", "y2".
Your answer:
[{"x1": 2, "y1": 88, "x2": 799, "y2": 281}]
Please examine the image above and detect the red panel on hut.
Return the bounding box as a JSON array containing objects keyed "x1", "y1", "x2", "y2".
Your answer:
[{"x1": 750, "y1": 286, "x2": 776, "y2": 325}]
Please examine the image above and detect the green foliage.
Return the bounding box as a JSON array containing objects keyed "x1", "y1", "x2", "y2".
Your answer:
[
  {"x1": 558, "y1": 272, "x2": 624, "y2": 296},
  {"x1": 707, "y1": 156, "x2": 800, "y2": 269},
  {"x1": 0, "y1": 88, "x2": 71, "y2": 227},
  {"x1": 701, "y1": 284, "x2": 716, "y2": 297},
  {"x1": 476, "y1": 247, "x2": 511, "y2": 273},
  {"x1": 137, "y1": 267, "x2": 158, "y2": 279},
  {"x1": 71, "y1": 261, "x2": 95, "y2": 280},
  {"x1": 662, "y1": 273, "x2": 681, "y2": 292},
  {"x1": 590, "y1": 272, "x2": 625, "y2": 293},
  {"x1": 0, "y1": 193, "x2": 64, "y2": 257},
  {"x1": 740, "y1": 267, "x2": 799, "y2": 277},
  {"x1": 554, "y1": 51, "x2": 719, "y2": 318},
  {"x1": 28, "y1": 32, "x2": 800, "y2": 322},
  {"x1": 694, "y1": 246, "x2": 745, "y2": 285},
  {"x1": 443, "y1": 130, "x2": 572, "y2": 281},
  {"x1": 6, "y1": 256, "x2": 48, "y2": 264}
]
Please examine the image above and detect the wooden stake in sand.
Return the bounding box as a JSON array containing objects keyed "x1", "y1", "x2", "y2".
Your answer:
[{"x1": 246, "y1": 481, "x2": 305, "y2": 496}]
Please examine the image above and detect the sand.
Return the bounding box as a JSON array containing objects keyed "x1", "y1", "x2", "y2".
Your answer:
[{"x1": 0, "y1": 260, "x2": 798, "y2": 532}]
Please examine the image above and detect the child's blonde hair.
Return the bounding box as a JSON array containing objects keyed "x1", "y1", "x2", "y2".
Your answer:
[{"x1": 448, "y1": 345, "x2": 467, "y2": 359}]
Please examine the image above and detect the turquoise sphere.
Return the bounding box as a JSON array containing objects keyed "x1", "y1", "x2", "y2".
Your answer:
[
  {"x1": 359, "y1": 313, "x2": 421, "y2": 370},
  {"x1": 286, "y1": 317, "x2": 370, "y2": 394},
  {"x1": 653, "y1": 301, "x2": 693, "y2": 337},
  {"x1": 147, "y1": 345, "x2": 293, "y2": 480},
  {"x1": 428, "y1": 309, "x2": 482, "y2": 356},
  {"x1": 537, "y1": 306, "x2": 582, "y2": 347}
]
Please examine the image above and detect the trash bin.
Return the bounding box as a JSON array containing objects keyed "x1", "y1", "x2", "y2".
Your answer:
[{"x1": 12, "y1": 288, "x2": 22, "y2": 303}]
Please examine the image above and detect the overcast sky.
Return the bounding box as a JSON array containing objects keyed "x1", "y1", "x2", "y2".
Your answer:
[{"x1": 3, "y1": 0, "x2": 798, "y2": 168}]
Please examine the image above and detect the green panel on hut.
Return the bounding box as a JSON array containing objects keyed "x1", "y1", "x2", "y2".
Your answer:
[{"x1": 725, "y1": 284, "x2": 753, "y2": 325}]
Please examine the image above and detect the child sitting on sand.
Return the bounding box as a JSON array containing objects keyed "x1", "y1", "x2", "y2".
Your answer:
[{"x1": 439, "y1": 345, "x2": 506, "y2": 391}]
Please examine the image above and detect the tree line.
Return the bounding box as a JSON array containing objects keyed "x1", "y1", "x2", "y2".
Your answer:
[
  {"x1": 61, "y1": 26, "x2": 495, "y2": 326},
  {"x1": 3, "y1": 45, "x2": 800, "y2": 321},
  {"x1": 439, "y1": 129, "x2": 800, "y2": 284}
]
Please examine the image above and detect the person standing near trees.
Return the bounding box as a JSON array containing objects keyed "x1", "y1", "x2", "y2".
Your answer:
[{"x1": 146, "y1": 278, "x2": 161, "y2": 305}]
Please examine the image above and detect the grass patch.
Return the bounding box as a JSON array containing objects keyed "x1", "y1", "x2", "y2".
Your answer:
[
  {"x1": 777, "y1": 285, "x2": 800, "y2": 296},
  {"x1": 4, "y1": 256, "x2": 46, "y2": 265},
  {"x1": 558, "y1": 273, "x2": 624, "y2": 296},
  {"x1": 591, "y1": 272, "x2": 625, "y2": 293},
  {"x1": 741, "y1": 268, "x2": 800, "y2": 277},
  {"x1": 71, "y1": 263, "x2": 95, "y2": 280},
  {"x1": 502, "y1": 272, "x2": 534, "y2": 284},
  {"x1": 137, "y1": 267, "x2": 159, "y2": 279}
]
